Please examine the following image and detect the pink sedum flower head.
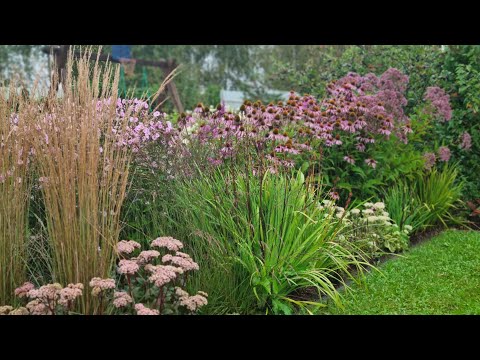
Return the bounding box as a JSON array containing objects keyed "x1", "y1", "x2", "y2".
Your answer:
[
  {"x1": 135, "y1": 303, "x2": 159, "y2": 315},
  {"x1": 162, "y1": 252, "x2": 199, "y2": 272},
  {"x1": 113, "y1": 291, "x2": 133, "y2": 308},
  {"x1": 116, "y1": 240, "x2": 141, "y2": 255},
  {"x1": 136, "y1": 250, "x2": 160, "y2": 265},
  {"x1": 26, "y1": 299, "x2": 50, "y2": 315},
  {"x1": 89, "y1": 277, "x2": 115, "y2": 297},
  {"x1": 14, "y1": 282, "x2": 35, "y2": 298},
  {"x1": 151, "y1": 236, "x2": 184, "y2": 252},
  {"x1": 58, "y1": 283, "x2": 84, "y2": 307},
  {"x1": 147, "y1": 265, "x2": 180, "y2": 287},
  {"x1": 178, "y1": 292, "x2": 208, "y2": 312},
  {"x1": 118, "y1": 259, "x2": 140, "y2": 275}
]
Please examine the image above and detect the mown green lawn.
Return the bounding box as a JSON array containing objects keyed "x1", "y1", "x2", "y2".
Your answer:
[{"x1": 322, "y1": 230, "x2": 480, "y2": 315}]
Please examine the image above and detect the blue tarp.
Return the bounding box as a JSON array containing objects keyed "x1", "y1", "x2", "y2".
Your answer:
[{"x1": 112, "y1": 45, "x2": 132, "y2": 60}]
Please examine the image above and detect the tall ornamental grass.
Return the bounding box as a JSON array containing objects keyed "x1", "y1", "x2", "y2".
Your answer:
[
  {"x1": 0, "y1": 81, "x2": 32, "y2": 305},
  {"x1": 27, "y1": 50, "x2": 133, "y2": 314}
]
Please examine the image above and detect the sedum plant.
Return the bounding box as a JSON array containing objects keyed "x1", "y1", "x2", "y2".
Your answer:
[
  {"x1": 333, "y1": 201, "x2": 410, "y2": 255},
  {"x1": 0, "y1": 237, "x2": 207, "y2": 315}
]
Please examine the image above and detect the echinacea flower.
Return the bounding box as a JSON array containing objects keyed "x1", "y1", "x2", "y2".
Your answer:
[{"x1": 365, "y1": 158, "x2": 377, "y2": 169}]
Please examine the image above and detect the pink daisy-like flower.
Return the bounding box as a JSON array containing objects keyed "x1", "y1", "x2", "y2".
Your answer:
[
  {"x1": 343, "y1": 155, "x2": 355, "y2": 165},
  {"x1": 329, "y1": 191, "x2": 340, "y2": 201},
  {"x1": 365, "y1": 158, "x2": 377, "y2": 169}
]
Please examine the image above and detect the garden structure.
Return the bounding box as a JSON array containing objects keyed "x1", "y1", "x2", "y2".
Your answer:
[{"x1": 41, "y1": 45, "x2": 184, "y2": 112}]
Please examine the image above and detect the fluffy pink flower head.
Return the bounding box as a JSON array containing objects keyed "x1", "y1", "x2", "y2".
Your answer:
[
  {"x1": 89, "y1": 277, "x2": 115, "y2": 297},
  {"x1": 118, "y1": 259, "x2": 140, "y2": 275},
  {"x1": 423, "y1": 152, "x2": 436, "y2": 170},
  {"x1": 59, "y1": 283, "x2": 84, "y2": 307},
  {"x1": 26, "y1": 299, "x2": 51, "y2": 315},
  {"x1": 424, "y1": 86, "x2": 452, "y2": 121},
  {"x1": 178, "y1": 292, "x2": 208, "y2": 312},
  {"x1": 28, "y1": 283, "x2": 62, "y2": 302},
  {"x1": 116, "y1": 240, "x2": 141, "y2": 255},
  {"x1": 438, "y1": 146, "x2": 451, "y2": 162},
  {"x1": 151, "y1": 237, "x2": 184, "y2": 252},
  {"x1": 135, "y1": 303, "x2": 159, "y2": 315},
  {"x1": 136, "y1": 250, "x2": 160, "y2": 265},
  {"x1": 113, "y1": 291, "x2": 133, "y2": 308},
  {"x1": 460, "y1": 132, "x2": 472, "y2": 151},
  {"x1": 162, "y1": 252, "x2": 199, "y2": 272},
  {"x1": 14, "y1": 282, "x2": 35, "y2": 298},
  {"x1": 147, "y1": 265, "x2": 180, "y2": 287}
]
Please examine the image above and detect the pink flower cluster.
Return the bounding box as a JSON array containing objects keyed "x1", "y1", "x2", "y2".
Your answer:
[
  {"x1": 135, "y1": 303, "x2": 160, "y2": 315},
  {"x1": 174, "y1": 68, "x2": 415, "y2": 174},
  {"x1": 14, "y1": 282, "x2": 35, "y2": 298},
  {"x1": 145, "y1": 264, "x2": 182, "y2": 287},
  {"x1": 423, "y1": 152, "x2": 436, "y2": 170},
  {"x1": 460, "y1": 132, "x2": 472, "y2": 150},
  {"x1": 175, "y1": 287, "x2": 208, "y2": 312},
  {"x1": 117, "y1": 240, "x2": 141, "y2": 255},
  {"x1": 438, "y1": 146, "x2": 451, "y2": 162},
  {"x1": 117, "y1": 259, "x2": 140, "y2": 275},
  {"x1": 90, "y1": 277, "x2": 115, "y2": 297},
  {"x1": 151, "y1": 236, "x2": 184, "y2": 251},
  {"x1": 162, "y1": 252, "x2": 199, "y2": 272},
  {"x1": 424, "y1": 87, "x2": 452, "y2": 121},
  {"x1": 10, "y1": 281, "x2": 84, "y2": 315},
  {"x1": 113, "y1": 291, "x2": 133, "y2": 308}
]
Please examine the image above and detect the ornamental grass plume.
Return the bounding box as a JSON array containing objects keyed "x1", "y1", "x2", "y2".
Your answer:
[
  {"x1": 0, "y1": 79, "x2": 33, "y2": 305},
  {"x1": 27, "y1": 48, "x2": 134, "y2": 314}
]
